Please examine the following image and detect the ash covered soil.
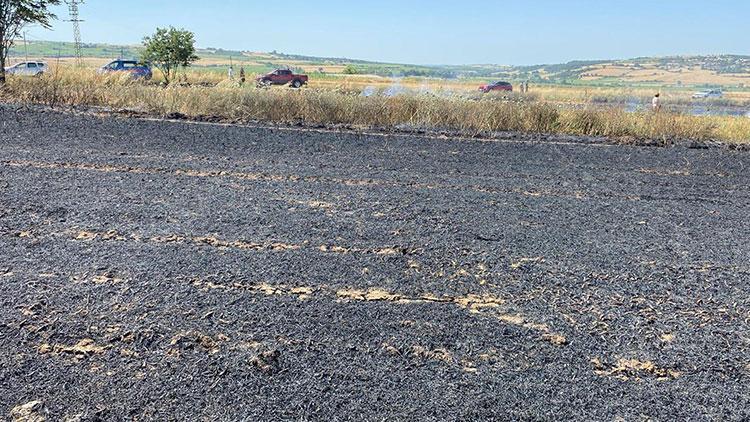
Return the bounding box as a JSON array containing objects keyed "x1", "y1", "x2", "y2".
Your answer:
[{"x1": 1, "y1": 106, "x2": 749, "y2": 421}]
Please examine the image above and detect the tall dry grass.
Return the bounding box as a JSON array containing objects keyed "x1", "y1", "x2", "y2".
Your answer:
[{"x1": 1, "y1": 68, "x2": 748, "y2": 143}]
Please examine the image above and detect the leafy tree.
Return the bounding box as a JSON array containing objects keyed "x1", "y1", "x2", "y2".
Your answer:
[
  {"x1": 0, "y1": 0, "x2": 61, "y2": 84},
  {"x1": 141, "y1": 27, "x2": 198, "y2": 84},
  {"x1": 342, "y1": 64, "x2": 358, "y2": 75}
]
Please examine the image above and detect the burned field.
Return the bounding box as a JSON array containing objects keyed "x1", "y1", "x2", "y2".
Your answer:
[{"x1": 1, "y1": 107, "x2": 749, "y2": 420}]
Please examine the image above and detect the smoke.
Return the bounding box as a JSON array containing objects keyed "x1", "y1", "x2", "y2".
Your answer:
[
  {"x1": 625, "y1": 97, "x2": 643, "y2": 112},
  {"x1": 361, "y1": 86, "x2": 377, "y2": 97},
  {"x1": 383, "y1": 74, "x2": 407, "y2": 97}
]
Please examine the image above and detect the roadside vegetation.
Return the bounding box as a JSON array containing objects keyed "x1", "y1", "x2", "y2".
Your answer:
[
  {"x1": 141, "y1": 27, "x2": 199, "y2": 84},
  {"x1": 2, "y1": 67, "x2": 749, "y2": 143}
]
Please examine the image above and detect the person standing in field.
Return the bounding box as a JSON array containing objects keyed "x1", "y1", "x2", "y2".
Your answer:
[
  {"x1": 239, "y1": 67, "x2": 246, "y2": 85},
  {"x1": 652, "y1": 93, "x2": 662, "y2": 112},
  {"x1": 228, "y1": 65, "x2": 234, "y2": 80}
]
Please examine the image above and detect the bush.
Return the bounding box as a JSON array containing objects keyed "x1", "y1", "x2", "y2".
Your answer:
[{"x1": 342, "y1": 65, "x2": 359, "y2": 75}]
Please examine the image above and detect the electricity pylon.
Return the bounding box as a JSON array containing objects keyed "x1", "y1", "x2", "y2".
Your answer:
[{"x1": 65, "y1": 1, "x2": 84, "y2": 66}]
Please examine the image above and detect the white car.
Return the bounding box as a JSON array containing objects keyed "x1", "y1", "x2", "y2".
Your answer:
[
  {"x1": 3, "y1": 61, "x2": 47, "y2": 76},
  {"x1": 692, "y1": 89, "x2": 723, "y2": 99}
]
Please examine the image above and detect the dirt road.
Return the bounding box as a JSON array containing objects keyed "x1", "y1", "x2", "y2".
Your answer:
[{"x1": 1, "y1": 107, "x2": 749, "y2": 420}]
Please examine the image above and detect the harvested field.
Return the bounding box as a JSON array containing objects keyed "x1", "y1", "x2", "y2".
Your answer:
[{"x1": 1, "y1": 106, "x2": 749, "y2": 420}]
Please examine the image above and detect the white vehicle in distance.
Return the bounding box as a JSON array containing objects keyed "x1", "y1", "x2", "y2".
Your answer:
[
  {"x1": 692, "y1": 89, "x2": 723, "y2": 99},
  {"x1": 3, "y1": 61, "x2": 48, "y2": 77}
]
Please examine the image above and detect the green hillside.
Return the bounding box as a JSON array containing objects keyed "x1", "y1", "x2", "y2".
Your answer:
[{"x1": 8, "y1": 40, "x2": 750, "y2": 86}]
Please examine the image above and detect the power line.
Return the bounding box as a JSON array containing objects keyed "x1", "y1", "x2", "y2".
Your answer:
[{"x1": 64, "y1": 0, "x2": 84, "y2": 65}]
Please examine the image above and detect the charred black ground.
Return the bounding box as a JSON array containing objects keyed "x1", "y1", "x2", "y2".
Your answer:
[{"x1": 1, "y1": 106, "x2": 749, "y2": 421}]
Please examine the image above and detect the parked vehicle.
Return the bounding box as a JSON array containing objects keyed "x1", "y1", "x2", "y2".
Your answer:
[
  {"x1": 3, "y1": 61, "x2": 47, "y2": 77},
  {"x1": 692, "y1": 89, "x2": 723, "y2": 99},
  {"x1": 256, "y1": 69, "x2": 308, "y2": 88},
  {"x1": 479, "y1": 81, "x2": 513, "y2": 93},
  {"x1": 99, "y1": 60, "x2": 153, "y2": 80}
]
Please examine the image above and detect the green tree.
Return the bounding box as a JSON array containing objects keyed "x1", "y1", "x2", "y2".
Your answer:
[
  {"x1": 141, "y1": 27, "x2": 198, "y2": 84},
  {"x1": 342, "y1": 64, "x2": 358, "y2": 75},
  {"x1": 0, "y1": 0, "x2": 61, "y2": 84}
]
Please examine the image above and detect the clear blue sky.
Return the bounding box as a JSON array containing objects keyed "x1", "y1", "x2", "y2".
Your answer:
[{"x1": 27, "y1": 0, "x2": 750, "y2": 65}]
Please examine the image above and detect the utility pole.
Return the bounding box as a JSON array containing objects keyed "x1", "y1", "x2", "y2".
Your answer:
[
  {"x1": 23, "y1": 31, "x2": 28, "y2": 63},
  {"x1": 64, "y1": 1, "x2": 84, "y2": 66}
]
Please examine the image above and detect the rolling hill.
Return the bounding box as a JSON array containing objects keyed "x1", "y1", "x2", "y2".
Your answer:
[{"x1": 8, "y1": 40, "x2": 750, "y2": 86}]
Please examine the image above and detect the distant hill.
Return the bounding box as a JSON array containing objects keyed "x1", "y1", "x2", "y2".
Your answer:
[
  {"x1": 567, "y1": 56, "x2": 750, "y2": 86},
  {"x1": 8, "y1": 40, "x2": 750, "y2": 86}
]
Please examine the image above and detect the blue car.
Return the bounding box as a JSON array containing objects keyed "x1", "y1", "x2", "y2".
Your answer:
[{"x1": 99, "y1": 60, "x2": 153, "y2": 80}]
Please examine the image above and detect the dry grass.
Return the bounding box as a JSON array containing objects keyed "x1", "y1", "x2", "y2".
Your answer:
[
  {"x1": 1, "y1": 68, "x2": 748, "y2": 143},
  {"x1": 25, "y1": 61, "x2": 750, "y2": 106}
]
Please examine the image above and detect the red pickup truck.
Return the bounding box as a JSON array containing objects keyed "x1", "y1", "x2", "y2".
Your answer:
[{"x1": 256, "y1": 69, "x2": 308, "y2": 88}]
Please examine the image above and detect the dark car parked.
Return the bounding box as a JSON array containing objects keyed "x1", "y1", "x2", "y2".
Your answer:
[
  {"x1": 99, "y1": 60, "x2": 153, "y2": 80},
  {"x1": 479, "y1": 81, "x2": 513, "y2": 93}
]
